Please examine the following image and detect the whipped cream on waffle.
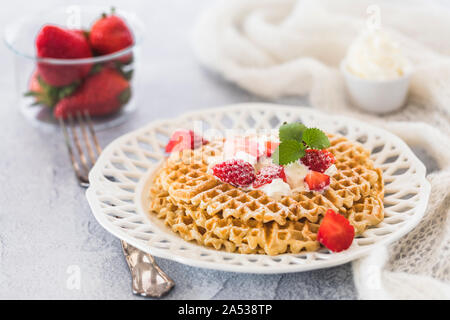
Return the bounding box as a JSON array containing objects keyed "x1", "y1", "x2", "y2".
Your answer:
[
  {"x1": 324, "y1": 164, "x2": 337, "y2": 176},
  {"x1": 259, "y1": 178, "x2": 291, "y2": 200},
  {"x1": 284, "y1": 162, "x2": 309, "y2": 192}
]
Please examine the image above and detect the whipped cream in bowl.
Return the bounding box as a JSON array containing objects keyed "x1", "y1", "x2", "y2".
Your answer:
[
  {"x1": 345, "y1": 30, "x2": 410, "y2": 80},
  {"x1": 341, "y1": 30, "x2": 412, "y2": 114}
]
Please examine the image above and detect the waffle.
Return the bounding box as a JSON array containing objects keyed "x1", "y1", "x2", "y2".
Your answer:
[
  {"x1": 156, "y1": 135, "x2": 382, "y2": 224},
  {"x1": 346, "y1": 195, "x2": 384, "y2": 235},
  {"x1": 324, "y1": 135, "x2": 384, "y2": 211},
  {"x1": 150, "y1": 178, "x2": 321, "y2": 255},
  {"x1": 147, "y1": 133, "x2": 385, "y2": 255}
]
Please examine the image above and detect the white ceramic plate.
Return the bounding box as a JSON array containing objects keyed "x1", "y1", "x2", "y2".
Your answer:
[{"x1": 86, "y1": 103, "x2": 431, "y2": 273}]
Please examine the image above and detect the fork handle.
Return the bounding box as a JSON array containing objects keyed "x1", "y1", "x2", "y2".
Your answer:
[{"x1": 121, "y1": 240, "x2": 174, "y2": 298}]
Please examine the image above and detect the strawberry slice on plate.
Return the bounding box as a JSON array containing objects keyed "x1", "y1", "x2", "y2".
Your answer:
[
  {"x1": 317, "y1": 209, "x2": 355, "y2": 252},
  {"x1": 253, "y1": 164, "x2": 286, "y2": 188},
  {"x1": 165, "y1": 130, "x2": 207, "y2": 153},
  {"x1": 304, "y1": 171, "x2": 330, "y2": 191}
]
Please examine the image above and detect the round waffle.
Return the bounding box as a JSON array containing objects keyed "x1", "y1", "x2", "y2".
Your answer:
[
  {"x1": 148, "y1": 133, "x2": 384, "y2": 255},
  {"x1": 150, "y1": 178, "x2": 321, "y2": 255}
]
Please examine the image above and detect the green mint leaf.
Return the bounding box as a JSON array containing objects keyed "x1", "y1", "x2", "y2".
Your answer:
[
  {"x1": 302, "y1": 128, "x2": 330, "y2": 149},
  {"x1": 90, "y1": 63, "x2": 103, "y2": 75},
  {"x1": 57, "y1": 82, "x2": 79, "y2": 100},
  {"x1": 272, "y1": 140, "x2": 305, "y2": 165},
  {"x1": 279, "y1": 122, "x2": 307, "y2": 143},
  {"x1": 119, "y1": 87, "x2": 132, "y2": 105},
  {"x1": 24, "y1": 91, "x2": 39, "y2": 97},
  {"x1": 122, "y1": 69, "x2": 134, "y2": 80}
]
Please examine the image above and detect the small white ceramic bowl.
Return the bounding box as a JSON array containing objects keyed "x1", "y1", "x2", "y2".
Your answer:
[{"x1": 340, "y1": 60, "x2": 412, "y2": 114}]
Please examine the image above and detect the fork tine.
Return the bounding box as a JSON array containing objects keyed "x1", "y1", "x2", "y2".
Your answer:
[
  {"x1": 76, "y1": 111, "x2": 97, "y2": 165},
  {"x1": 59, "y1": 117, "x2": 89, "y2": 187},
  {"x1": 68, "y1": 113, "x2": 90, "y2": 178},
  {"x1": 84, "y1": 110, "x2": 102, "y2": 155}
]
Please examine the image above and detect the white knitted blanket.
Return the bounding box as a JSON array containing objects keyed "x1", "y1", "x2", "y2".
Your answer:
[{"x1": 192, "y1": 0, "x2": 450, "y2": 299}]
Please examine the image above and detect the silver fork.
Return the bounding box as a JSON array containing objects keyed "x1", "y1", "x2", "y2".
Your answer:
[{"x1": 59, "y1": 111, "x2": 175, "y2": 298}]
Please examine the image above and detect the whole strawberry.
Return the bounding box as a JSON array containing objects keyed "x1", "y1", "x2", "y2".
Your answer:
[
  {"x1": 26, "y1": 71, "x2": 51, "y2": 106},
  {"x1": 212, "y1": 159, "x2": 256, "y2": 188},
  {"x1": 53, "y1": 68, "x2": 130, "y2": 119},
  {"x1": 89, "y1": 9, "x2": 133, "y2": 63},
  {"x1": 301, "y1": 149, "x2": 335, "y2": 173},
  {"x1": 25, "y1": 70, "x2": 78, "y2": 107},
  {"x1": 36, "y1": 25, "x2": 92, "y2": 86}
]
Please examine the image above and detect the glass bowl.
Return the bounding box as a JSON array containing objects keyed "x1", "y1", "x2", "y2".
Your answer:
[{"x1": 4, "y1": 5, "x2": 144, "y2": 131}]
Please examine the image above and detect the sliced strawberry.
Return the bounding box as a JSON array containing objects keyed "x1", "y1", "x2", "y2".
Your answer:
[
  {"x1": 25, "y1": 70, "x2": 79, "y2": 107},
  {"x1": 264, "y1": 141, "x2": 279, "y2": 157},
  {"x1": 301, "y1": 149, "x2": 335, "y2": 173},
  {"x1": 212, "y1": 159, "x2": 256, "y2": 188},
  {"x1": 317, "y1": 209, "x2": 355, "y2": 252},
  {"x1": 253, "y1": 164, "x2": 286, "y2": 188},
  {"x1": 304, "y1": 171, "x2": 330, "y2": 191},
  {"x1": 165, "y1": 130, "x2": 207, "y2": 153}
]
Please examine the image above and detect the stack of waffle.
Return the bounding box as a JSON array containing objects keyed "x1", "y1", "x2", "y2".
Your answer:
[{"x1": 148, "y1": 134, "x2": 384, "y2": 255}]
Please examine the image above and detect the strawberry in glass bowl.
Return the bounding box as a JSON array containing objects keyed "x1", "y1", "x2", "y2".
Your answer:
[{"x1": 4, "y1": 5, "x2": 144, "y2": 129}]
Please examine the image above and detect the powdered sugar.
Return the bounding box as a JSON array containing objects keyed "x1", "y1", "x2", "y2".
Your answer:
[{"x1": 211, "y1": 159, "x2": 256, "y2": 187}]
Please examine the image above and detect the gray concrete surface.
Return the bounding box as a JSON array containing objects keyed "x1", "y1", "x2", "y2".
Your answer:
[{"x1": 0, "y1": 0, "x2": 436, "y2": 299}]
